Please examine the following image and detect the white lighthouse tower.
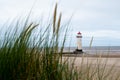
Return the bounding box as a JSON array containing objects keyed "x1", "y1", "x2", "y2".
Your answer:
[{"x1": 74, "y1": 32, "x2": 83, "y2": 53}]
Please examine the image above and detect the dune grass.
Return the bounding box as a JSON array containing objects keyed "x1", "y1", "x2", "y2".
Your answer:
[
  {"x1": 0, "y1": 3, "x2": 68, "y2": 80},
  {"x1": 0, "y1": 3, "x2": 120, "y2": 80}
]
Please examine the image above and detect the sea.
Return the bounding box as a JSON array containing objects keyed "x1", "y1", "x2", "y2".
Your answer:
[{"x1": 63, "y1": 46, "x2": 120, "y2": 55}]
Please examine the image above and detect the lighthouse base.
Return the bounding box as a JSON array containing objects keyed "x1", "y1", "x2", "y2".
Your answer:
[{"x1": 74, "y1": 49, "x2": 83, "y2": 54}]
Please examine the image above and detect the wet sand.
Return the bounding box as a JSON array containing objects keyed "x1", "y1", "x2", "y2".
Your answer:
[
  {"x1": 62, "y1": 56, "x2": 120, "y2": 67},
  {"x1": 62, "y1": 53, "x2": 120, "y2": 77}
]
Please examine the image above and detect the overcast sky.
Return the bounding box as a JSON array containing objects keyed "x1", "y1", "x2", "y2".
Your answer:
[{"x1": 0, "y1": 0, "x2": 120, "y2": 46}]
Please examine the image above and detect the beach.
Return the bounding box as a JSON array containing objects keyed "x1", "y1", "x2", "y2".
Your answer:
[
  {"x1": 62, "y1": 56, "x2": 120, "y2": 67},
  {"x1": 62, "y1": 46, "x2": 120, "y2": 68},
  {"x1": 62, "y1": 46, "x2": 120, "y2": 79},
  {"x1": 62, "y1": 55, "x2": 120, "y2": 79}
]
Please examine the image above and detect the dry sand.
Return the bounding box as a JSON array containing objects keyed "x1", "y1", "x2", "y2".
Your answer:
[
  {"x1": 62, "y1": 56, "x2": 120, "y2": 80},
  {"x1": 62, "y1": 55, "x2": 120, "y2": 77},
  {"x1": 62, "y1": 53, "x2": 120, "y2": 71},
  {"x1": 62, "y1": 56, "x2": 120, "y2": 67}
]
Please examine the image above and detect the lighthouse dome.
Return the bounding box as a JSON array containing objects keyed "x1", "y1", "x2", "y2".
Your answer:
[
  {"x1": 77, "y1": 32, "x2": 82, "y2": 38},
  {"x1": 77, "y1": 32, "x2": 81, "y2": 35}
]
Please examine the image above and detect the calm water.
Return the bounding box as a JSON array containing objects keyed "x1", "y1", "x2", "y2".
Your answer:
[{"x1": 63, "y1": 46, "x2": 120, "y2": 54}]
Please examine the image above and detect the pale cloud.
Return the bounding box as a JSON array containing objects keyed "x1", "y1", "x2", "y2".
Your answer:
[
  {"x1": 0, "y1": 0, "x2": 54, "y2": 23},
  {"x1": 82, "y1": 30, "x2": 120, "y2": 39},
  {"x1": 0, "y1": 0, "x2": 120, "y2": 46},
  {"x1": 59, "y1": 0, "x2": 120, "y2": 30}
]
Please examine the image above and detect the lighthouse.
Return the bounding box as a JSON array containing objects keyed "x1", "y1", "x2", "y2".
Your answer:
[{"x1": 74, "y1": 32, "x2": 83, "y2": 53}]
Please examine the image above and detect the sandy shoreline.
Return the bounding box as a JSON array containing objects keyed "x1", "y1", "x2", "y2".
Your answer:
[
  {"x1": 62, "y1": 52, "x2": 120, "y2": 71},
  {"x1": 62, "y1": 56, "x2": 120, "y2": 67},
  {"x1": 61, "y1": 46, "x2": 120, "y2": 76}
]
